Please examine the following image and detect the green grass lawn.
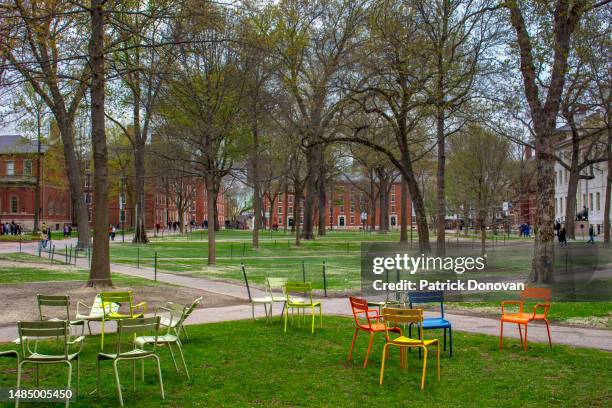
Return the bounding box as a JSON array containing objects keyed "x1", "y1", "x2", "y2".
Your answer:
[{"x1": 0, "y1": 317, "x2": 609, "y2": 407}]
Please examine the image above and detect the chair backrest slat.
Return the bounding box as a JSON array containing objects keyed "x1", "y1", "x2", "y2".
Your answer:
[
  {"x1": 408, "y1": 291, "x2": 445, "y2": 318},
  {"x1": 37, "y1": 294, "x2": 70, "y2": 306},
  {"x1": 521, "y1": 287, "x2": 551, "y2": 302},
  {"x1": 101, "y1": 291, "x2": 133, "y2": 303},
  {"x1": 285, "y1": 282, "x2": 313, "y2": 303},
  {"x1": 382, "y1": 307, "x2": 424, "y2": 324},
  {"x1": 18, "y1": 320, "x2": 70, "y2": 359}
]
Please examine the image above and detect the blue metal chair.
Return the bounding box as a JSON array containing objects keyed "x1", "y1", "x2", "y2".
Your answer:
[{"x1": 407, "y1": 291, "x2": 452, "y2": 357}]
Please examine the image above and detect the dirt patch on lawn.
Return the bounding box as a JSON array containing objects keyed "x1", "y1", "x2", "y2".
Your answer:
[{"x1": 0, "y1": 280, "x2": 245, "y2": 326}]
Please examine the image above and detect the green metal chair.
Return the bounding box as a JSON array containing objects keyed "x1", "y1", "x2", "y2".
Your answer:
[
  {"x1": 75, "y1": 294, "x2": 119, "y2": 335},
  {"x1": 159, "y1": 297, "x2": 203, "y2": 343},
  {"x1": 137, "y1": 303, "x2": 191, "y2": 379},
  {"x1": 16, "y1": 320, "x2": 84, "y2": 408},
  {"x1": 283, "y1": 282, "x2": 322, "y2": 334},
  {"x1": 266, "y1": 277, "x2": 304, "y2": 322},
  {"x1": 99, "y1": 291, "x2": 147, "y2": 350},
  {"x1": 242, "y1": 265, "x2": 273, "y2": 322},
  {"x1": 0, "y1": 350, "x2": 19, "y2": 390},
  {"x1": 97, "y1": 317, "x2": 164, "y2": 407},
  {"x1": 37, "y1": 294, "x2": 85, "y2": 336}
]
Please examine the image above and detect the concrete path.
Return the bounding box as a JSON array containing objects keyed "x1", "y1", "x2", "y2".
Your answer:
[{"x1": 1, "y1": 240, "x2": 611, "y2": 351}]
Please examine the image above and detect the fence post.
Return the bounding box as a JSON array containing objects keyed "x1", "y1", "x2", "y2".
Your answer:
[
  {"x1": 19, "y1": 236, "x2": 22, "y2": 253},
  {"x1": 287, "y1": 239, "x2": 290, "y2": 251},
  {"x1": 38, "y1": 241, "x2": 41, "y2": 257},
  {"x1": 87, "y1": 246, "x2": 91, "y2": 267},
  {"x1": 243, "y1": 242, "x2": 246, "y2": 257},
  {"x1": 322, "y1": 260, "x2": 327, "y2": 297},
  {"x1": 302, "y1": 260, "x2": 306, "y2": 282},
  {"x1": 137, "y1": 246, "x2": 140, "y2": 269},
  {"x1": 65, "y1": 244, "x2": 68, "y2": 264},
  {"x1": 74, "y1": 248, "x2": 78, "y2": 265},
  {"x1": 154, "y1": 251, "x2": 158, "y2": 281},
  {"x1": 50, "y1": 245, "x2": 55, "y2": 264},
  {"x1": 230, "y1": 243, "x2": 233, "y2": 259}
]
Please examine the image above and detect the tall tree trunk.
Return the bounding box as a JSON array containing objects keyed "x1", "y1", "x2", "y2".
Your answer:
[
  {"x1": 530, "y1": 137, "x2": 556, "y2": 283},
  {"x1": 604, "y1": 128, "x2": 611, "y2": 247},
  {"x1": 301, "y1": 147, "x2": 317, "y2": 240},
  {"x1": 400, "y1": 176, "x2": 408, "y2": 242},
  {"x1": 206, "y1": 179, "x2": 217, "y2": 265},
  {"x1": 369, "y1": 178, "x2": 377, "y2": 231},
  {"x1": 133, "y1": 139, "x2": 148, "y2": 243},
  {"x1": 378, "y1": 173, "x2": 389, "y2": 233},
  {"x1": 565, "y1": 162, "x2": 579, "y2": 239},
  {"x1": 317, "y1": 147, "x2": 326, "y2": 236},
  {"x1": 479, "y1": 214, "x2": 486, "y2": 257},
  {"x1": 34, "y1": 112, "x2": 42, "y2": 233},
  {"x1": 87, "y1": 0, "x2": 112, "y2": 287},
  {"x1": 294, "y1": 189, "x2": 302, "y2": 246},
  {"x1": 283, "y1": 180, "x2": 289, "y2": 233},
  {"x1": 436, "y1": 105, "x2": 446, "y2": 256}
]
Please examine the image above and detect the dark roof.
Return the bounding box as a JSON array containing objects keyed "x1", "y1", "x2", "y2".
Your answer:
[{"x1": 0, "y1": 135, "x2": 48, "y2": 154}]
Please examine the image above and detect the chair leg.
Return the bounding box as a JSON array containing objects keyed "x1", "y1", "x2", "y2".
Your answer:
[
  {"x1": 379, "y1": 344, "x2": 388, "y2": 385},
  {"x1": 65, "y1": 361, "x2": 72, "y2": 408},
  {"x1": 421, "y1": 347, "x2": 428, "y2": 390},
  {"x1": 443, "y1": 328, "x2": 446, "y2": 351},
  {"x1": 518, "y1": 324, "x2": 524, "y2": 346},
  {"x1": 499, "y1": 320, "x2": 504, "y2": 350},
  {"x1": 251, "y1": 303, "x2": 255, "y2": 320},
  {"x1": 153, "y1": 355, "x2": 165, "y2": 400},
  {"x1": 544, "y1": 320, "x2": 552, "y2": 349},
  {"x1": 100, "y1": 320, "x2": 105, "y2": 350},
  {"x1": 113, "y1": 359, "x2": 124, "y2": 407},
  {"x1": 87, "y1": 321, "x2": 92, "y2": 336},
  {"x1": 311, "y1": 306, "x2": 315, "y2": 334},
  {"x1": 348, "y1": 328, "x2": 359, "y2": 361},
  {"x1": 364, "y1": 332, "x2": 374, "y2": 368},
  {"x1": 283, "y1": 305, "x2": 288, "y2": 333},
  {"x1": 449, "y1": 327, "x2": 453, "y2": 357},
  {"x1": 168, "y1": 343, "x2": 179, "y2": 372},
  {"x1": 523, "y1": 324, "x2": 528, "y2": 351},
  {"x1": 182, "y1": 324, "x2": 190, "y2": 342},
  {"x1": 175, "y1": 341, "x2": 190, "y2": 379}
]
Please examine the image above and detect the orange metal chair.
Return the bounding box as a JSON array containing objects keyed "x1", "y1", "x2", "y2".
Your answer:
[
  {"x1": 500, "y1": 287, "x2": 552, "y2": 351},
  {"x1": 347, "y1": 297, "x2": 400, "y2": 368}
]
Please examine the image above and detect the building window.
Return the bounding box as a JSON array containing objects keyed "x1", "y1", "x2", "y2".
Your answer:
[
  {"x1": 329, "y1": 216, "x2": 333, "y2": 225},
  {"x1": 583, "y1": 194, "x2": 587, "y2": 209},
  {"x1": 10, "y1": 196, "x2": 18, "y2": 213},
  {"x1": 350, "y1": 216, "x2": 355, "y2": 225},
  {"x1": 23, "y1": 160, "x2": 33, "y2": 175},
  {"x1": 596, "y1": 192, "x2": 601, "y2": 211},
  {"x1": 339, "y1": 206, "x2": 344, "y2": 214},
  {"x1": 6, "y1": 161, "x2": 15, "y2": 176},
  {"x1": 85, "y1": 193, "x2": 92, "y2": 204},
  {"x1": 278, "y1": 206, "x2": 282, "y2": 214},
  {"x1": 288, "y1": 206, "x2": 293, "y2": 214},
  {"x1": 391, "y1": 205, "x2": 396, "y2": 214},
  {"x1": 391, "y1": 194, "x2": 396, "y2": 202},
  {"x1": 589, "y1": 193, "x2": 593, "y2": 211},
  {"x1": 288, "y1": 196, "x2": 293, "y2": 204},
  {"x1": 350, "y1": 205, "x2": 355, "y2": 213},
  {"x1": 278, "y1": 196, "x2": 282, "y2": 204}
]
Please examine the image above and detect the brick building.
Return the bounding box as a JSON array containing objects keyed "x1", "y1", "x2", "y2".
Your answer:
[
  {"x1": 263, "y1": 180, "x2": 412, "y2": 230},
  {"x1": 0, "y1": 135, "x2": 71, "y2": 230}
]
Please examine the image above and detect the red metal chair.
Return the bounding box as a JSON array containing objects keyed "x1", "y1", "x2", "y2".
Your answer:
[
  {"x1": 500, "y1": 287, "x2": 552, "y2": 351},
  {"x1": 348, "y1": 296, "x2": 401, "y2": 368}
]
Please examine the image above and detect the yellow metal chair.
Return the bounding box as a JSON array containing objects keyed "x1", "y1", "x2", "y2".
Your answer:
[
  {"x1": 379, "y1": 308, "x2": 440, "y2": 389},
  {"x1": 99, "y1": 291, "x2": 146, "y2": 350},
  {"x1": 283, "y1": 282, "x2": 322, "y2": 334}
]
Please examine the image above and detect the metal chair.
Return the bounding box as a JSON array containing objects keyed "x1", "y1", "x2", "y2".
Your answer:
[
  {"x1": 500, "y1": 287, "x2": 552, "y2": 351},
  {"x1": 97, "y1": 317, "x2": 164, "y2": 407},
  {"x1": 16, "y1": 320, "x2": 84, "y2": 408},
  {"x1": 37, "y1": 294, "x2": 85, "y2": 336},
  {"x1": 407, "y1": 291, "x2": 453, "y2": 357}
]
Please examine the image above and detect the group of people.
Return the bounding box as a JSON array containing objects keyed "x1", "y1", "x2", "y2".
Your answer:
[
  {"x1": 62, "y1": 224, "x2": 73, "y2": 237},
  {"x1": 518, "y1": 223, "x2": 531, "y2": 237},
  {"x1": 554, "y1": 219, "x2": 597, "y2": 246},
  {"x1": 0, "y1": 221, "x2": 22, "y2": 235},
  {"x1": 108, "y1": 224, "x2": 117, "y2": 241}
]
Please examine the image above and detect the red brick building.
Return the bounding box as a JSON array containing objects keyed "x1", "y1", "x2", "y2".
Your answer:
[
  {"x1": 0, "y1": 135, "x2": 71, "y2": 231},
  {"x1": 263, "y1": 180, "x2": 412, "y2": 230}
]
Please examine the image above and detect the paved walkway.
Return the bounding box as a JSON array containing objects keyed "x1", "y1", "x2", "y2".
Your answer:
[{"x1": 1, "y1": 240, "x2": 611, "y2": 351}]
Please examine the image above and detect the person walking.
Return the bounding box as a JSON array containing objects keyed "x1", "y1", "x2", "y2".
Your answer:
[
  {"x1": 41, "y1": 222, "x2": 48, "y2": 248},
  {"x1": 559, "y1": 227, "x2": 567, "y2": 247},
  {"x1": 588, "y1": 225, "x2": 595, "y2": 244}
]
